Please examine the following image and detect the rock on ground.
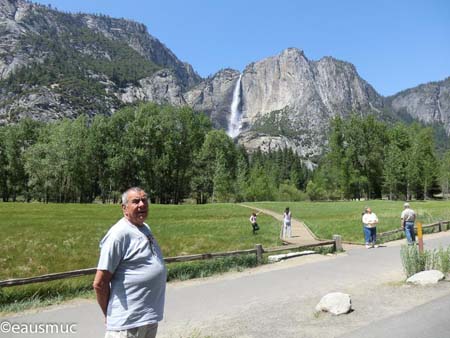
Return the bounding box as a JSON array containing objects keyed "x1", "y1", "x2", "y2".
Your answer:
[
  {"x1": 315, "y1": 292, "x2": 352, "y2": 315},
  {"x1": 406, "y1": 270, "x2": 445, "y2": 285}
]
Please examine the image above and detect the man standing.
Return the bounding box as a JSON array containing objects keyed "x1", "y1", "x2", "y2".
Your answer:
[
  {"x1": 93, "y1": 187, "x2": 166, "y2": 338},
  {"x1": 401, "y1": 202, "x2": 416, "y2": 245}
]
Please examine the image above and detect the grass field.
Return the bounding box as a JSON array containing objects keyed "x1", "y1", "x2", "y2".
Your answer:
[
  {"x1": 0, "y1": 203, "x2": 281, "y2": 280},
  {"x1": 2, "y1": 200, "x2": 450, "y2": 313},
  {"x1": 249, "y1": 200, "x2": 450, "y2": 243},
  {"x1": 3, "y1": 200, "x2": 450, "y2": 279}
]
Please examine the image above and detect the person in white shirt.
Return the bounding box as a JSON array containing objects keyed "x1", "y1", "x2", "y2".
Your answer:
[
  {"x1": 283, "y1": 207, "x2": 292, "y2": 239},
  {"x1": 362, "y1": 207, "x2": 379, "y2": 248},
  {"x1": 249, "y1": 212, "x2": 260, "y2": 234}
]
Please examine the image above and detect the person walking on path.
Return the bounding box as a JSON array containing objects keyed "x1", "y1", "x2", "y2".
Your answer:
[
  {"x1": 401, "y1": 202, "x2": 416, "y2": 245},
  {"x1": 362, "y1": 207, "x2": 378, "y2": 248},
  {"x1": 249, "y1": 211, "x2": 261, "y2": 234},
  {"x1": 282, "y1": 207, "x2": 292, "y2": 239},
  {"x1": 93, "y1": 187, "x2": 167, "y2": 338}
]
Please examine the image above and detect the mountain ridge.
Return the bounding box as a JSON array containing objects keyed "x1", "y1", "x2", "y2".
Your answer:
[{"x1": 1, "y1": 0, "x2": 449, "y2": 160}]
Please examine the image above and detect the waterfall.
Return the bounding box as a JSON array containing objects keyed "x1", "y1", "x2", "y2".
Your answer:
[{"x1": 227, "y1": 74, "x2": 242, "y2": 138}]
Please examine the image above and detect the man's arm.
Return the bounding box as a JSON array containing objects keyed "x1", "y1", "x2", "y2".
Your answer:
[{"x1": 93, "y1": 269, "x2": 113, "y2": 318}]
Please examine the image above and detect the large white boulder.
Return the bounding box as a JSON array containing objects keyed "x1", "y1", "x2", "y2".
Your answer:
[
  {"x1": 406, "y1": 270, "x2": 445, "y2": 285},
  {"x1": 315, "y1": 292, "x2": 352, "y2": 315}
]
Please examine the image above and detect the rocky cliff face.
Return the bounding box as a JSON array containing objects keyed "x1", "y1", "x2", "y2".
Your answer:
[
  {"x1": 1, "y1": 0, "x2": 449, "y2": 162},
  {"x1": 186, "y1": 48, "x2": 381, "y2": 158},
  {"x1": 235, "y1": 49, "x2": 385, "y2": 158},
  {"x1": 184, "y1": 48, "x2": 385, "y2": 158},
  {"x1": 0, "y1": 0, "x2": 32, "y2": 79},
  {"x1": 77, "y1": 13, "x2": 200, "y2": 90},
  {"x1": 0, "y1": 0, "x2": 200, "y2": 87},
  {"x1": 184, "y1": 69, "x2": 240, "y2": 129},
  {"x1": 118, "y1": 69, "x2": 187, "y2": 106},
  {"x1": 387, "y1": 77, "x2": 450, "y2": 132},
  {"x1": 0, "y1": 0, "x2": 200, "y2": 124}
]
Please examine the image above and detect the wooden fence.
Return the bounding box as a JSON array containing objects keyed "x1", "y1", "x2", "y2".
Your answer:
[
  {"x1": 3, "y1": 220, "x2": 449, "y2": 288},
  {"x1": 0, "y1": 239, "x2": 339, "y2": 288},
  {"x1": 378, "y1": 221, "x2": 450, "y2": 239}
]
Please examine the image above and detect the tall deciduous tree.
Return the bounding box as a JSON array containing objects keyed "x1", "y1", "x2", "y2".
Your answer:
[
  {"x1": 192, "y1": 129, "x2": 236, "y2": 203},
  {"x1": 383, "y1": 143, "x2": 404, "y2": 200},
  {"x1": 88, "y1": 115, "x2": 113, "y2": 203},
  {"x1": 414, "y1": 127, "x2": 438, "y2": 199},
  {"x1": 212, "y1": 151, "x2": 234, "y2": 202},
  {"x1": 316, "y1": 115, "x2": 387, "y2": 200},
  {"x1": 4, "y1": 119, "x2": 41, "y2": 201},
  {"x1": 439, "y1": 150, "x2": 450, "y2": 200},
  {"x1": 234, "y1": 147, "x2": 249, "y2": 202},
  {"x1": 382, "y1": 123, "x2": 411, "y2": 199},
  {"x1": 246, "y1": 164, "x2": 276, "y2": 201}
]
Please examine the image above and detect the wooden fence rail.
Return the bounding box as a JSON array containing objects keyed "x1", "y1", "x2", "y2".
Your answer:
[
  {"x1": 0, "y1": 240, "x2": 338, "y2": 288},
  {"x1": 378, "y1": 221, "x2": 450, "y2": 238},
  {"x1": 3, "y1": 219, "x2": 449, "y2": 288}
]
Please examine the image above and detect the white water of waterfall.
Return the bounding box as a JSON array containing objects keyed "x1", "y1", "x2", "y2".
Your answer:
[{"x1": 227, "y1": 74, "x2": 242, "y2": 138}]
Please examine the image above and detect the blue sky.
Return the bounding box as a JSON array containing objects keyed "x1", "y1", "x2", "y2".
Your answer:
[{"x1": 35, "y1": 0, "x2": 449, "y2": 96}]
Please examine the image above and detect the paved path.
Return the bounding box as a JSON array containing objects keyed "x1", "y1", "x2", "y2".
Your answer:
[
  {"x1": 3, "y1": 222, "x2": 450, "y2": 337},
  {"x1": 340, "y1": 292, "x2": 450, "y2": 338},
  {"x1": 240, "y1": 204, "x2": 320, "y2": 245}
]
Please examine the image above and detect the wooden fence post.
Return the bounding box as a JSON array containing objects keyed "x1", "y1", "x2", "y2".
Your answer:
[
  {"x1": 417, "y1": 222, "x2": 424, "y2": 253},
  {"x1": 255, "y1": 244, "x2": 263, "y2": 265},
  {"x1": 333, "y1": 235, "x2": 342, "y2": 252},
  {"x1": 439, "y1": 221, "x2": 443, "y2": 232}
]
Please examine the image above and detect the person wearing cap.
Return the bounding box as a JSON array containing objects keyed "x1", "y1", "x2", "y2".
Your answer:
[{"x1": 401, "y1": 202, "x2": 416, "y2": 245}]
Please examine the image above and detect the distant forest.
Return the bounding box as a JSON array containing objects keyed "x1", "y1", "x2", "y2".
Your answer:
[
  {"x1": 0, "y1": 102, "x2": 448, "y2": 204},
  {"x1": 0, "y1": 103, "x2": 309, "y2": 204}
]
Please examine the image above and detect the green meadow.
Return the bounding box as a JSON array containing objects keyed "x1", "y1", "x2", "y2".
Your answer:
[
  {"x1": 3, "y1": 200, "x2": 450, "y2": 281},
  {"x1": 250, "y1": 200, "x2": 450, "y2": 242},
  {"x1": 2, "y1": 200, "x2": 450, "y2": 313},
  {"x1": 0, "y1": 203, "x2": 281, "y2": 280},
  {"x1": 3, "y1": 200, "x2": 450, "y2": 280}
]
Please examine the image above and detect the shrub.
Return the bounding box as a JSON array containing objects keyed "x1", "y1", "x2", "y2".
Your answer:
[
  {"x1": 401, "y1": 245, "x2": 450, "y2": 278},
  {"x1": 401, "y1": 245, "x2": 429, "y2": 277},
  {"x1": 277, "y1": 182, "x2": 307, "y2": 201},
  {"x1": 306, "y1": 181, "x2": 326, "y2": 201},
  {"x1": 436, "y1": 246, "x2": 450, "y2": 274}
]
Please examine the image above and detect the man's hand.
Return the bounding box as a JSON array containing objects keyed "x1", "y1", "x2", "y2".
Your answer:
[{"x1": 93, "y1": 270, "x2": 113, "y2": 318}]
